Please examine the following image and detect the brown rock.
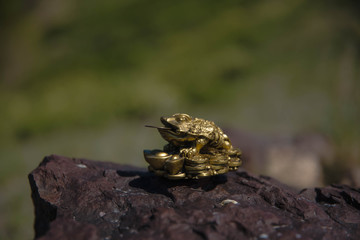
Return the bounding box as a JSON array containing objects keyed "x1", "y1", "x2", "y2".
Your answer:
[{"x1": 29, "y1": 155, "x2": 360, "y2": 240}]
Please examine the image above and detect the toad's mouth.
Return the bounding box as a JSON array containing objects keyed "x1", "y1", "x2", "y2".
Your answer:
[
  {"x1": 145, "y1": 118, "x2": 180, "y2": 135},
  {"x1": 146, "y1": 118, "x2": 195, "y2": 142}
]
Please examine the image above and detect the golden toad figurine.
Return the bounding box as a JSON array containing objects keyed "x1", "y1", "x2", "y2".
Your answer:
[{"x1": 144, "y1": 113, "x2": 242, "y2": 179}]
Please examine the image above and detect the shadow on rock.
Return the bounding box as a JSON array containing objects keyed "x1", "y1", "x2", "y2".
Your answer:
[
  {"x1": 127, "y1": 173, "x2": 228, "y2": 200},
  {"x1": 116, "y1": 170, "x2": 152, "y2": 177}
]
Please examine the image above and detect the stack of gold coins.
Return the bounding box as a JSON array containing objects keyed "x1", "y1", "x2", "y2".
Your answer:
[
  {"x1": 228, "y1": 149, "x2": 242, "y2": 171},
  {"x1": 209, "y1": 154, "x2": 229, "y2": 175},
  {"x1": 184, "y1": 155, "x2": 212, "y2": 178}
]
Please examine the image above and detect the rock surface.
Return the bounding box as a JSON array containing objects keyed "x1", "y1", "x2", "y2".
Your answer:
[{"x1": 29, "y1": 155, "x2": 360, "y2": 240}]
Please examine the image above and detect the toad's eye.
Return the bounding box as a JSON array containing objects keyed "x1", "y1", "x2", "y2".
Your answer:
[
  {"x1": 183, "y1": 115, "x2": 191, "y2": 121},
  {"x1": 175, "y1": 114, "x2": 191, "y2": 122}
]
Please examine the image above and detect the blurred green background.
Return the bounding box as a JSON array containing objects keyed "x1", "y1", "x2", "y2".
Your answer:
[{"x1": 1, "y1": 0, "x2": 359, "y2": 239}]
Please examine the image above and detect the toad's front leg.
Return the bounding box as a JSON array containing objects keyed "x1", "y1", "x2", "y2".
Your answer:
[{"x1": 180, "y1": 138, "x2": 208, "y2": 158}]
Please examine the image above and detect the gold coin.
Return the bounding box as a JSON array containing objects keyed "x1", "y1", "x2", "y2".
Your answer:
[
  {"x1": 166, "y1": 172, "x2": 186, "y2": 180},
  {"x1": 211, "y1": 164, "x2": 227, "y2": 170},
  {"x1": 186, "y1": 157, "x2": 208, "y2": 165},
  {"x1": 185, "y1": 164, "x2": 208, "y2": 171},
  {"x1": 228, "y1": 158, "x2": 242, "y2": 167},
  {"x1": 213, "y1": 167, "x2": 229, "y2": 175}
]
